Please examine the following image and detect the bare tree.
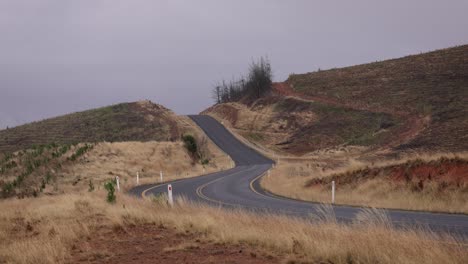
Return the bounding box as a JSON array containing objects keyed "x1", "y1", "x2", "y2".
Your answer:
[
  {"x1": 211, "y1": 85, "x2": 221, "y2": 104},
  {"x1": 211, "y1": 56, "x2": 272, "y2": 104},
  {"x1": 246, "y1": 56, "x2": 272, "y2": 100}
]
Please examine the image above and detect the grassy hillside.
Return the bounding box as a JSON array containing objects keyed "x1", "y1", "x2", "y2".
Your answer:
[
  {"x1": 206, "y1": 45, "x2": 468, "y2": 155},
  {"x1": 287, "y1": 45, "x2": 468, "y2": 152},
  {"x1": 205, "y1": 98, "x2": 400, "y2": 155},
  {"x1": 0, "y1": 100, "x2": 180, "y2": 153},
  {"x1": 0, "y1": 100, "x2": 234, "y2": 199}
]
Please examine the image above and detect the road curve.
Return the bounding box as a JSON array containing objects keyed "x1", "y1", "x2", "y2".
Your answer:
[{"x1": 130, "y1": 115, "x2": 468, "y2": 238}]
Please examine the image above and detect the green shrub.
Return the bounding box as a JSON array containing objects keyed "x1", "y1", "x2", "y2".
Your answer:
[
  {"x1": 182, "y1": 135, "x2": 198, "y2": 158},
  {"x1": 104, "y1": 181, "x2": 116, "y2": 203}
]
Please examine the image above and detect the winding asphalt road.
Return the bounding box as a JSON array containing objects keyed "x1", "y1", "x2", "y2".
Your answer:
[{"x1": 130, "y1": 115, "x2": 468, "y2": 238}]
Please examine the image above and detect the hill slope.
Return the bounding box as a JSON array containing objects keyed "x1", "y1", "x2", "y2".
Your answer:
[
  {"x1": 0, "y1": 100, "x2": 181, "y2": 153},
  {"x1": 286, "y1": 45, "x2": 468, "y2": 152},
  {"x1": 205, "y1": 45, "x2": 468, "y2": 155}
]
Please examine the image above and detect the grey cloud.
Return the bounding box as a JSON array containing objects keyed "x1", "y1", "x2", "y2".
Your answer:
[{"x1": 1, "y1": 0, "x2": 468, "y2": 129}]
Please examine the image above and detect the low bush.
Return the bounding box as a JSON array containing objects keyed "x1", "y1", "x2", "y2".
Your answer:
[
  {"x1": 104, "y1": 180, "x2": 116, "y2": 203},
  {"x1": 182, "y1": 135, "x2": 198, "y2": 159}
]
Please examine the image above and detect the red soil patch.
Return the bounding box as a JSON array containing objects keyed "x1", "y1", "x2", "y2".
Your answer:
[
  {"x1": 390, "y1": 159, "x2": 468, "y2": 185},
  {"x1": 307, "y1": 158, "x2": 468, "y2": 190},
  {"x1": 68, "y1": 223, "x2": 280, "y2": 264}
]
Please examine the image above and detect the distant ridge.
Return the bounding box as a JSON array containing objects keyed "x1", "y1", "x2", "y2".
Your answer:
[{"x1": 0, "y1": 100, "x2": 181, "y2": 153}]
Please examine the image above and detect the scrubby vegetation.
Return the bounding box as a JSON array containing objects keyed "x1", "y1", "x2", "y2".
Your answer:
[
  {"x1": 0, "y1": 143, "x2": 94, "y2": 198},
  {"x1": 212, "y1": 56, "x2": 272, "y2": 104},
  {"x1": 287, "y1": 45, "x2": 468, "y2": 152},
  {"x1": 182, "y1": 134, "x2": 211, "y2": 165},
  {"x1": 205, "y1": 97, "x2": 400, "y2": 155}
]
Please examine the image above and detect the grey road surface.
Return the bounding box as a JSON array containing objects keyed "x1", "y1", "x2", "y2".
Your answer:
[{"x1": 129, "y1": 115, "x2": 468, "y2": 238}]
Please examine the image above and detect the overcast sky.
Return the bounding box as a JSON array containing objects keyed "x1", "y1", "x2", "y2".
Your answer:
[{"x1": 1, "y1": 0, "x2": 468, "y2": 129}]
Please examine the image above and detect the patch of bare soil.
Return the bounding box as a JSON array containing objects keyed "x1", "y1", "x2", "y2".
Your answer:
[
  {"x1": 68, "y1": 224, "x2": 280, "y2": 264},
  {"x1": 307, "y1": 157, "x2": 468, "y2": 190}
]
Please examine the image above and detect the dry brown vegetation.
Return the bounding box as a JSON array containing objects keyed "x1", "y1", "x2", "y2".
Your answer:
[
  {"x1": 0, "y1": 192, "x2": 466, "y2": 264},
  {"x1": 0, "y1": 139, "x2": 231, "y2": 199},
  {"x1": 204, "y1": 97, "x2": 397, "y2": 156},
  {"x1": 262, "y1": 152, "x2": 468, "y2": 213},
  {"x1": 61, "y1": 140, "x2": 231, "y2": 192}
]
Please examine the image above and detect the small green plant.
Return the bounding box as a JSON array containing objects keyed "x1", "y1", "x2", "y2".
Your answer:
[
  {"x1": 1, "y1": 153, "x2": 13, "y2": 163},
  {"x1": 68, "y1": 144, "x2": 93, "y2": 161},
  {"x1": 53, "y1": 145, "x2": 71, "y2": 158},
  {"x1": 88, "y1": 179, "x2": 95, "y2": 192},
  {"x1": 2, "y1": 182, "x2": 14, "y2": 196},
  {"x1": 104, "y1": 181, "x2": 116, "y2": 203}
]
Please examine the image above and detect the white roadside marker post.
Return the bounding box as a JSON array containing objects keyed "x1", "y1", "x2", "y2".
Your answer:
[
  {"x1": 136, "y1": 172, "x2": 139, "y2": 185},
  {"x1": 167, "y1": 184, "x2": 174, "y2": 207},
  {"x1": 160, "y1": 171, "x2": 163, "y2": 182},
  {"x1": 331, "y1": 181, "x2": 335, "y2": 204},
  {"x1": 268, "y1": 170, "x2": 271, "y2": 178},
  {"x1": 116, "y1": 176, "x2": 120, "y2": 192}
]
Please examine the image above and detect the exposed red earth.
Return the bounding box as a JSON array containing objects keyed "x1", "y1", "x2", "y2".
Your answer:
[
  {"x1": 307, "y1": 158, "x2": 468, "y2": 190},
  {"x1": 69, "y1": 224, "x2": 280, "y2": 264}
]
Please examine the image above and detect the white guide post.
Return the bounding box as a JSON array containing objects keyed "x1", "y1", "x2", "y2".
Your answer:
[
  {"x1": 268, "y1": 170, "x2": 271, "y2": 178},
  {"x1": 136, "y1": 171, "x2": 139, "y2": 185},
  {"x1": 167, "y1": 184, "x2": 174, "y2": 206},
  {"x1": 331, "y1": 181, "x2": 335, "y2": 204},
  {"x1": 116, "y1": 176, "x2": 120, "y2": 192},
  {"x1": 160, "y1": 171, "x2": 163, "y2": 182}
]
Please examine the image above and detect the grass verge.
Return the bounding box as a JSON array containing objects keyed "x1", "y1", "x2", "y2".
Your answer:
[{"x1": 0, "y1": 192, "x2": 466, "y2": 264}]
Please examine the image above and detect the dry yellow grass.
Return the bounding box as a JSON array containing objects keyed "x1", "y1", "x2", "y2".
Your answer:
[
  {"x1": 57, "y1": 140, "x2": 232, "y2": 193},
  {"x1": 261, "y1": 152, "x2": 468, "y2": 213},
  {"x1": 1, "y1": 114, "x2": 233, "y2": 198},
  {"x1": 0, "y1": 192, "x2": 466, "y2": 264},
  {"x1": 205, "y1": 102, "x2": 293, "y2": 155}
]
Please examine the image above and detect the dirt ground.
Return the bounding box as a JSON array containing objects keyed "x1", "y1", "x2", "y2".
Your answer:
[{"x1": 68, "y1": 224, "x2": 280, "y2": 264}]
